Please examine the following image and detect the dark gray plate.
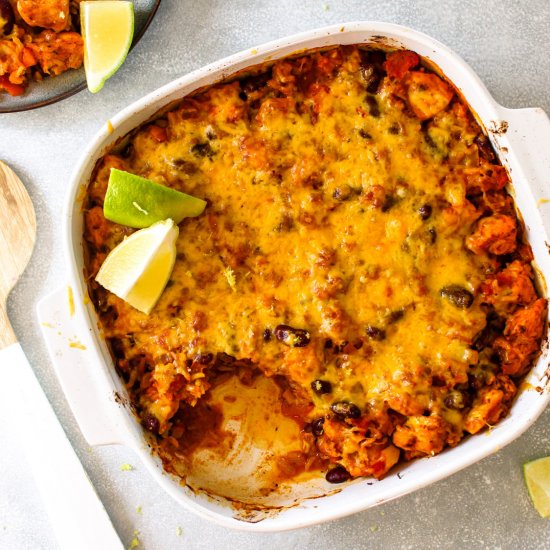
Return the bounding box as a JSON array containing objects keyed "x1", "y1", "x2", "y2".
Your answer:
[{"x1": 0, "y1": 0, "x2": 161, "y2": 113}]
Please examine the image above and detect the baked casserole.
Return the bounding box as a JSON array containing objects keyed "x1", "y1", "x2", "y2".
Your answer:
[{"x1": 83, "y1": 46, "x2": 547, "y2": 487}]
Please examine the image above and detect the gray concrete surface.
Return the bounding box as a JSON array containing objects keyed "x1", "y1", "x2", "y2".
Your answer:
[{"x1": 1, "y1": 1, "x2": 550, "y2": 548}]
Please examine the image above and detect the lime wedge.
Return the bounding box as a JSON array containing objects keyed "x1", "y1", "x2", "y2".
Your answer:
[
  {"x1": 81, "y1": 1, "x2": 135, "y2": 93},
  {"x1": 524, "y1": 457, "x2": 550, "y2": 518},
  {"x1": 104, "y1": 169, "x2": 207, "y2": 228},
  {"x1": 96, "y1": 219, "x2": 178, "y2": 314}
]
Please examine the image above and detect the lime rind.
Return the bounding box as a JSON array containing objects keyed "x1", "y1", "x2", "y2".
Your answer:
[
  {"x1": 81, "y1": 1, "x2": 135, "y2": 93},
  {"x1": 104, "y1": 169, "x2": 207, "y2": 228}
]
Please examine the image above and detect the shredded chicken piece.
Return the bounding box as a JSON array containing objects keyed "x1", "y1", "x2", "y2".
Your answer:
[
  {"x1": 17, "y1": 0, "x2": 70, "y2": 32},
  {"x1": 29, "y1": 29, "x2": 83, "y2": 76}
]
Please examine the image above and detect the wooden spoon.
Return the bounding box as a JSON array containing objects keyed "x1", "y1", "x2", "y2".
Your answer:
[
  {"x1": 0, "y1": 161, "x2": 122, "y2": 550},
  {"x1": 0, "y1": 160, "x2": 36, "y2": 347}
]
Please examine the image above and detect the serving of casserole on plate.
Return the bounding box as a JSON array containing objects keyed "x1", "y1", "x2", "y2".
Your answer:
[
  {"x1": 0, "y1": 0, "x2": 161, "y2": 112},
  {"x1": 38, "y1": 22, "x2": 550, "y2": 530}
]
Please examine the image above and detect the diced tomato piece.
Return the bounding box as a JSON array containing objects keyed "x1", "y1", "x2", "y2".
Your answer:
[
  {"x1": 384, "y1": 50, "x2": 420, "y2": 79},
  {"x1": 21, "y1": 47, "x2": 37, "y2": 68},
  {"x1": 149, "y1": 125, "x2": 168, "y2": 143},
  {"x1": 0, "y1": 75, "x2": 25, "y2": 96}
]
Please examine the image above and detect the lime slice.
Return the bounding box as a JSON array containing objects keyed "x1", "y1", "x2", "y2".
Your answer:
[
  {"x1": 81, "y1": 1, "x2": 135, "y2": 93},
  {"x1": 96, "y1": 219, "x2": 178, "y2": 314},
  {"x1": 524, "y1": 457, "x2": 550, "y2": 518},
  {"x1": 104, "y1": 169, "x2": 207, "y2": 228}
]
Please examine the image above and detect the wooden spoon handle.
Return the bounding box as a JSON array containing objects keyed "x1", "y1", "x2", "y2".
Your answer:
[{"x1": 0, "y1": 304, "x2": 16, "y2": 349}]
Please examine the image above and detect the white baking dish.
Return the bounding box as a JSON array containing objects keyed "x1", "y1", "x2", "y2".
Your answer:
[{"x1": 37, "y1": 22, "x2": 550, "y2": 531}]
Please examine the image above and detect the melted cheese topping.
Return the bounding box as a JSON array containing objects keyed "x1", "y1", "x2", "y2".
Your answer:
[{"x1": 84, "y1": 46, "x2": 546, "y2": 483}]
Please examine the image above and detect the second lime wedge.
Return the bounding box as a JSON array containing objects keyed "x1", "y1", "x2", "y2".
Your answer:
[
  {"x1": 524, "y1": 456, "x2": 550, "y2": 518},
  {"x1": 104, "y1": 169, "x2": 207, "y2": 228}
]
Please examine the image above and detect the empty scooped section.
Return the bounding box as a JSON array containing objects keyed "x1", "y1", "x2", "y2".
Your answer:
[{"x1": 158, "y1": 369, "x2": 332, "y2": 510}]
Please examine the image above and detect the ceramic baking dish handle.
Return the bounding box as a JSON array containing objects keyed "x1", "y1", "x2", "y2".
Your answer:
[
  {"x1": 37, "y1": 287, "x2": 131, "y2": 447},
  {"x1": 496, "y1": 106, "x2": 550, "y2": 231}
]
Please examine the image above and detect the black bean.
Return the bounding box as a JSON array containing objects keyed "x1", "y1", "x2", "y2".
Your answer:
[
  {"x1": 143, "y1": 414, "x2": 160, "y2": 434},
  {"x1": 381, "y1": 194, "x2": 397, "y2": 212},
  {"x1": 368, "y1": 50, "x2": 386, "y2": 69},
  {"x1": 468, "y1": 372, "x2": 485, "y2": 391},
  {"x1": 324, "y1": 338, "x2": 333, "y2": 349},
  {"x1": 359, "y1": 129, "x2": 372, "y2": 139},
  {"x1": 241, "y1": 72, "x2": 271, "y2": 95},
  {"x1": 170, "y1": 158, "x2": 198, "y2": 174},
  {"x1": 238, "y1": 90, "x2": 248, "y2": 101},
  {"x1": 263, "y1": 328, "x2": 272, "y2": 342},
  {"x1": 0, "y1": 0, "x2": 14, "y2": 36},
  {"x1": 418, "y1": 204, "x2": 432, "y2": 220},
  {"x1": 388, "y1": 309, "x2": 405, "y2": 323},
  {"x1": 326, "y1": 465, "x2": 351, "y2": 483},
  {"x1": 432, "y1": 375, "x2": 446, "y2": 387},
  {"x1": 359, "y1": 50, "x2": 385, "y2": 93},
  {"x1": 190, "y1": 142, "x2": 215, "y2": 158},
  {"x1": 333, "y1": 186, "x2": 352, "y2": 201},
  {"x1": 195, "y1": 352, "x2": 213, "y2": 364},
  {"x1": 311, "y1": 417, "x2": 325, "y2": 437},
  {"x1": 215, "y1": 352, "x2": 238, "y2": 366},
  {"x1": 388, "y1": 123, "x2": 401, "y2": 135},
  {"x1": 311, "y1": 379, "x2": 333, "y2": 395},
  {"x1": 121, "y1": 142, "x2": 134, "y2": 158},
  {"x1": 110, "y1": 338, "x2": 125, "y2": 360},
  {"x1": 440, "y1": 285, "x2": 474, "y2": 309},
  {"x1": 474, "y1": 134, "x2": 496, "y2": 163},
  {"x1": 353, "y1": 339, "x2": 364, "y2": 350},
  {"x1": 331, "y1": 401, "x2": 361, "y2": 419},
  {"x1": 367, "y1": 78, "x2": 382, "y2": 94},
  {"x1": 366, "y1": 94, "x2": 381, "y2": 118},
  {"x1": 444, "y1": 391, "x2": 467, "y2": 410},
  {"x1": 332, "y1": 341, "x2": 348, "y2": 354},
  {"x1": 360, "y1": 65, "x2": 380, "y2": 91},
  {"x1": 365, "y1": 325, "x2": 386, "y2": 341},
  {"x1": 274, "y1": 324, "x2": 311, "y2": 347}
]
